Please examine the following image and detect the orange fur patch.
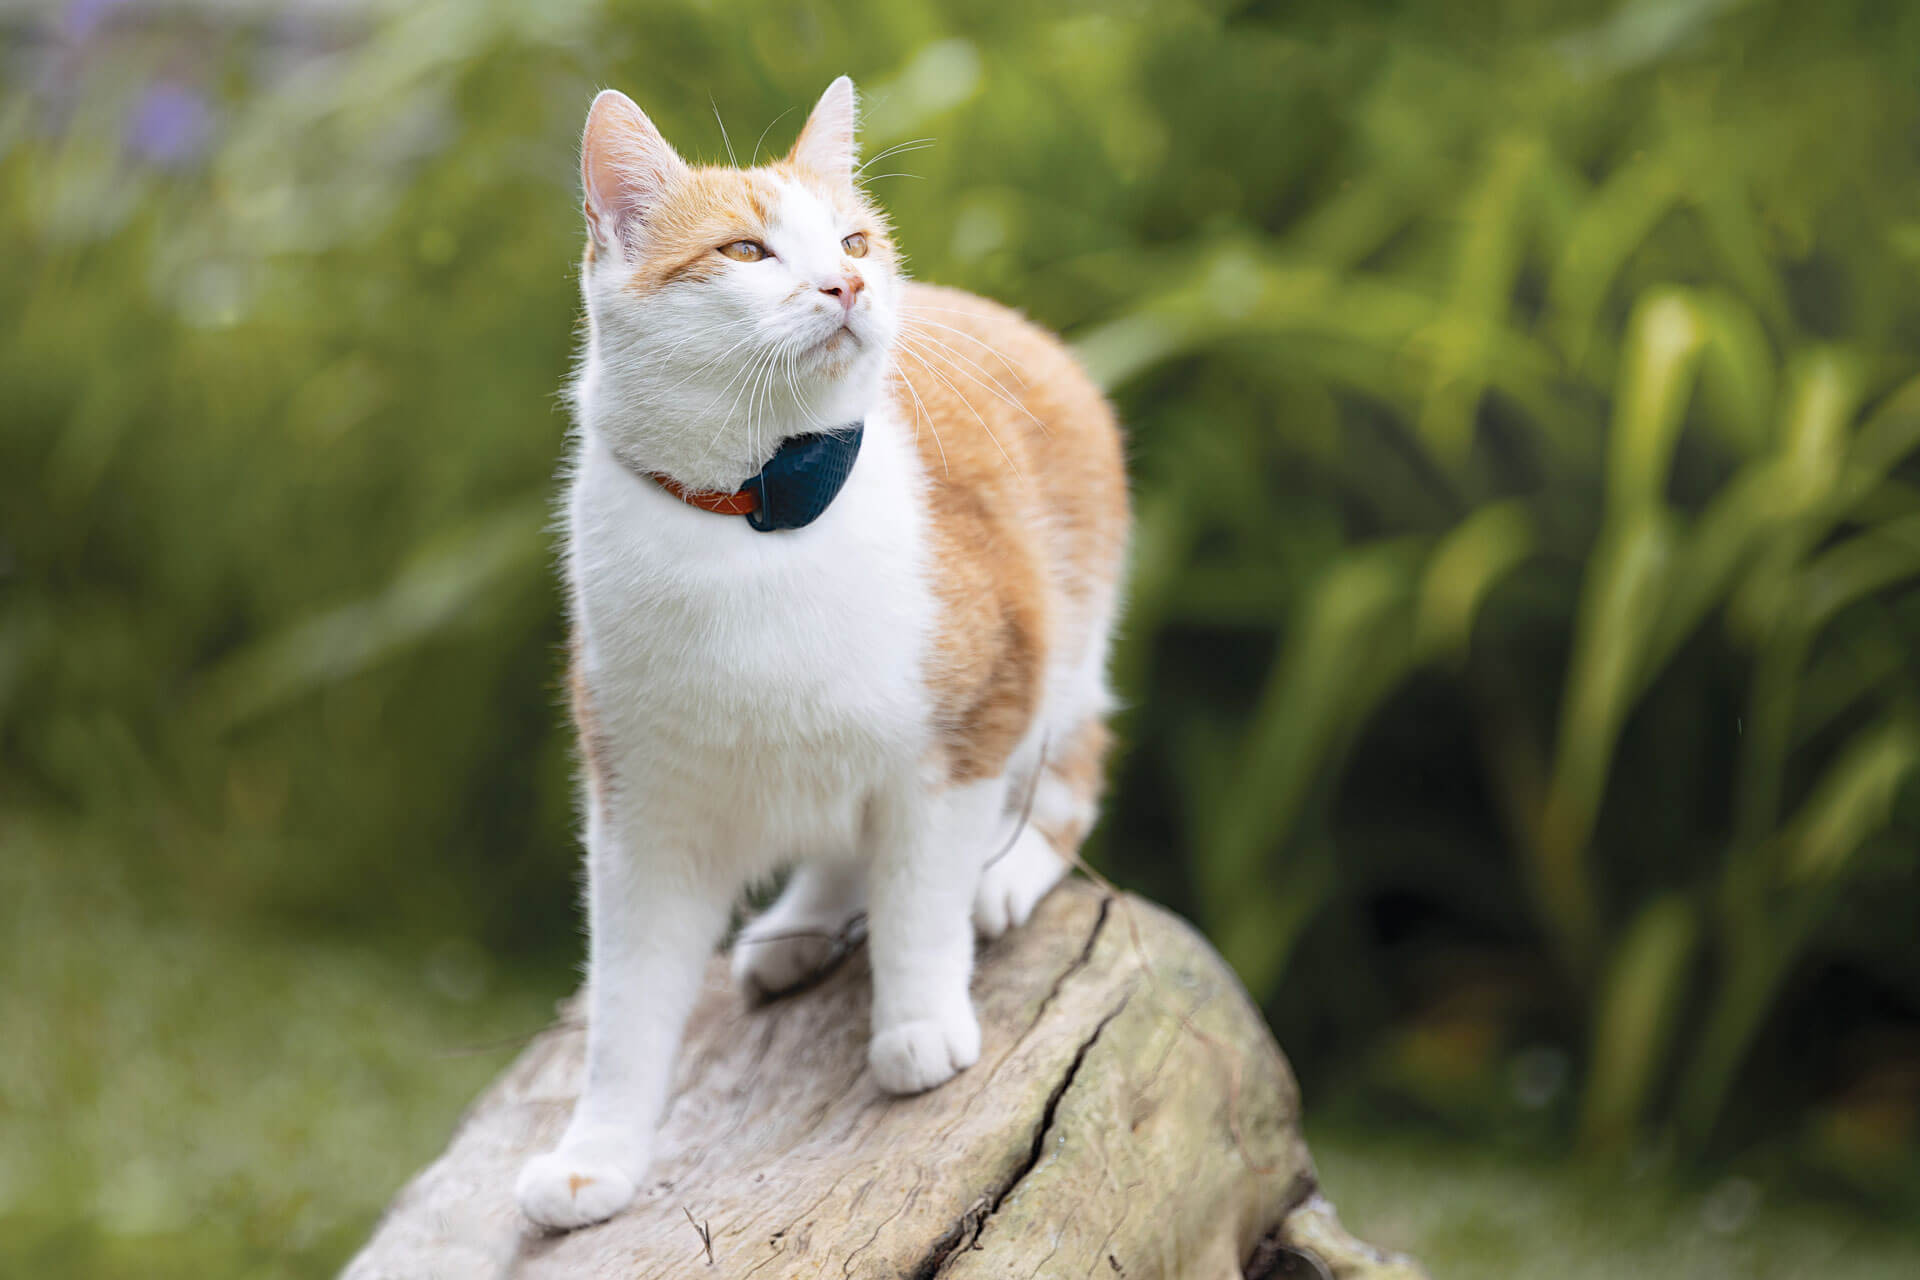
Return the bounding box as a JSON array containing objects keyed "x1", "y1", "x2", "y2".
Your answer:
[{"x1": 892, "y1": 283, "x2": 1130, "y2": 787}]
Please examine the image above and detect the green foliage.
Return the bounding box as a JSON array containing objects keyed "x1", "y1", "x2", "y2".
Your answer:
[
  {"x1": 5, "y1": 0, "x2": 1920, "y2": 1224},
  {"x1": 1080, "y1": 0, "x2": 1920, "y2": 1167}
]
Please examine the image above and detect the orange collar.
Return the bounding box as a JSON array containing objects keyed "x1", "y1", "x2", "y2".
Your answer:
[
  {"x1": 649, "y1": 472, "x2": 760, "y2": 517},
  {"x1": 639, "y1": 425, "x2": 865, "y2": 533}
]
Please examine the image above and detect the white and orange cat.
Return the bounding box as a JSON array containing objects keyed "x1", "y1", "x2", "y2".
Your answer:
[{"x1": 516, "y1": 77, "x2": 1129, "y2": 1229}]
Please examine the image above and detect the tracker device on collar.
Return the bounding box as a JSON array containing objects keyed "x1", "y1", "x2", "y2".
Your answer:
[{"x1": 647, "y1": 424, "x2": 864, "y2": 532}]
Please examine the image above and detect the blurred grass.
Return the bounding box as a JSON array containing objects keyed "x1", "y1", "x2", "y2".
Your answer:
[
  {"x1": 5, "y1": 0, "x2": 1920, "y2": 1268},
  {"x1": 1310, "y1": 1122, "x2": 1920, "y2": 1280},
  {"x1": 0, "y1": 817, "x2": 557, "y2": 1279}
]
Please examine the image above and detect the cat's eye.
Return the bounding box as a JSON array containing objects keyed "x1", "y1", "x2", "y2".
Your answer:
[
  {"x1": 842, "y1": 232, "x2": 869, "y2": 258},
  {"x1": 718, "y1": 240, "x2": 769, "y2": 262}
]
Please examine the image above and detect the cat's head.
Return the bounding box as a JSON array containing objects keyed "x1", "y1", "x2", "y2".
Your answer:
[{"x1": 575, "y1": 77, "x2": 901, "y2": 489}]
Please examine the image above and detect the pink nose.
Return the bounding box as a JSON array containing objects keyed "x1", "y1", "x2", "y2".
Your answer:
[{"x1": 819, "y1": 274, "x2": 864, "y2": 313}]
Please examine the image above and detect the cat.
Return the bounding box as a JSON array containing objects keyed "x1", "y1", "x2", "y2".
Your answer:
[{"x1": 515, "y1": 77, "x2": 1130, "y2": 1229}]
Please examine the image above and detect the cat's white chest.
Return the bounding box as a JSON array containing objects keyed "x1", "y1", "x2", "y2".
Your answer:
[{"x1": 566, "y1": 416, "x2": 932, "y2": 866}]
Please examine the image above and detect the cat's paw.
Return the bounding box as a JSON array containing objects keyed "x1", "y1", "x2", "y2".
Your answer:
[
  {"x1": 515, "y1": 1145, "x2": 638, "y2": 1230},
  {"x1": 869, "y1": 1005, "x2": 982, "y2": 1095},
  {"x1": 731, "y1": 921, "x2": 844, "y2": 999},
  {"x1": 972, "y1": 827, "x2": 1067, "y2": 940}
]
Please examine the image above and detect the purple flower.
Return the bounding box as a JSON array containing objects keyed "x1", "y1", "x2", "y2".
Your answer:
[
  {"x1": 125, "y1": 83, "x2": 213, "y2": 170},
  {"x1": 60, "y1": 0, "x2": 134, "y2": 43}
]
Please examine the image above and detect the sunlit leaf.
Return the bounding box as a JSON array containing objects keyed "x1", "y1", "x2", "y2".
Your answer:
[
  {"x1": 1785, "y1": 718, "x2": 1920, "y2": 884},
  {"x1": 1607, "y1": 289, "x2": 1707, "y2": 516},
  {"x1": 1540, "y1": 514, "x2": 1674, "y2": 972},
  {"x1": 1416, "y1": 135, "x2": 1542, "y2": 467},
  {"x1": 1580, "y1": 895, "x2": 1700, "y2": 1150},
  {"x1": 1415, "y1": 501, "x2": 1534, "y2": 661}
]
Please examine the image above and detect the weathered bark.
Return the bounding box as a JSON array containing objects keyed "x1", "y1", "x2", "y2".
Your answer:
[{"x1": 345, "y1": 883, "x2": 1425, "y2": 1279}]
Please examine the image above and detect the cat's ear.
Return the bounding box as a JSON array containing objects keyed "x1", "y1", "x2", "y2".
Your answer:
[
  {"x1": 788, "y1": 76, "x2": 858, "y2": 185},
  {"x1": 581, "y1": 89, "x2": 687, "y2": 252}
]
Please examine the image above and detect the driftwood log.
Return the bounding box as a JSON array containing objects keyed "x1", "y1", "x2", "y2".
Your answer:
[{"x1": 345, "y1": 882, "x2": 1426, "y2": 1279}]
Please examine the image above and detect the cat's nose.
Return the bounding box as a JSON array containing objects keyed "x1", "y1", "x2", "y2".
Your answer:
[{"x1": 819, "y1": 275, "x2": 864, "y2": 313}]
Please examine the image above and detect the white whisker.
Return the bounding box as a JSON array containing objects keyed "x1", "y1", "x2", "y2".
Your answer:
[
  {"x1": 857, "y1": 138, "x2": 935, "y2": 175},
  {"x1": 900, "y1": 313, "x2": 1033, "y2": 382},
  {"x1": 711, "y1": 95, "x2": 738, "y2": 167},
  {"x1": 903, "y1": 324, "x2": 1044, "y2": 426},
  {"x1": 894, "y1": 358, "x2": 948, "y2": 479},
  {"x1": 750, "y1": 105, "x2": 796, "y2": 167},
  {"x1": 897, "y1": 337, "x2": 1023, "y2": 479}
]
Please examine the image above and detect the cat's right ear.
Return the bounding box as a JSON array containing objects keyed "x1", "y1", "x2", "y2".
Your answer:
[{"x1": 581, "y1": 89, "x2": 687, "y2": 253}]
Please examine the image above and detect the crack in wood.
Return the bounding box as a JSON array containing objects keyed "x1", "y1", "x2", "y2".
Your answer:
[
  {"x1": 934, "y1": 892, "x2": 1118, "y2": 1138},
  {"x1": 908, "y1": 988, "x2": 1133, "y2": 1280}
]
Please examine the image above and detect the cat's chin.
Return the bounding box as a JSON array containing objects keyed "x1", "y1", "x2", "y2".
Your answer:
[
  {"x1": 808, "y1": 324, "x2": 861, "y2": 358},
  {"x1": 797, "y1": 324, "x2": 876, "y2": 384}
]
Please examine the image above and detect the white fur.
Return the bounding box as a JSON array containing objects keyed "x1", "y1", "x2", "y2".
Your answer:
[{"x1": 516, "y1": 85, "x2": 1110, "y2": 1230}]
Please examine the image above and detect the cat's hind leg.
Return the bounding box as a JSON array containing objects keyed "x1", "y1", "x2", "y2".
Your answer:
[
  {"x1": 972, "y1": 718, "x2": 1109, "y2": 939},
  {"x1": 730, "y1": 859, "x2": 867, "y2": 998},
  {"x1": 972, "y1": 823, "x2": 1065, "y2": 940}
]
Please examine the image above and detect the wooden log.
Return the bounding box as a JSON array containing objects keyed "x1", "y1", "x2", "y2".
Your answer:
[{"x1": 345, "y1": 882, "x2": 1426, "y2": 1279}]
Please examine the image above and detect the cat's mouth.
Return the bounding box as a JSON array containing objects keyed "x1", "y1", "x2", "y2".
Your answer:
[{"x1": 811, "y1": 324, "x2": 861, "y2": 358}]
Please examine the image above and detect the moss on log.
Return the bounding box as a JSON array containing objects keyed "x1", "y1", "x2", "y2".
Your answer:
[{"x1": 345, "y1": 882, "x2": 1425, "y2": 1279}]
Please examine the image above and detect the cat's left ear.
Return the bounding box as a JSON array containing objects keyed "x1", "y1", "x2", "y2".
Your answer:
[{"x1": 789, "y1": 76, "x2": 858, "y2": 185}]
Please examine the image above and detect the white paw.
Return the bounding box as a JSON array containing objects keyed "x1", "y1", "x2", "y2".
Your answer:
[
  {"x1": 731, "y1": 922, "x2": 845, "y2": 998},
  {"x1": 869, "y1": 1006, "x2": 982, "y2": 1095},
  {"x1": 972, "y1": 827, "x2": 1067, "y2": 940},
  {"x1": 515, "y1": 1146, "x2": 638, "y2": 1230}
]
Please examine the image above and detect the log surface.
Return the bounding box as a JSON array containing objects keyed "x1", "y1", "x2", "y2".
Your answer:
[{"x1": 345, "y1": 883, "x2": 1425, "y2": 1279}]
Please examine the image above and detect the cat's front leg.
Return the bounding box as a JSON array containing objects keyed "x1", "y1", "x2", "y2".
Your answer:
[
  {"x1": 864, "y1": 773, "x2": 1003, "y2": 1095},
  {"x1": 515, "y1": 822, "x2": 731, "y2": 1229}
]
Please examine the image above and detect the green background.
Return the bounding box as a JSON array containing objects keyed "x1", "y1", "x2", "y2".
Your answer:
[{"x1": 6, "y1": 0, "x2": 1920, "y2": 1274}]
